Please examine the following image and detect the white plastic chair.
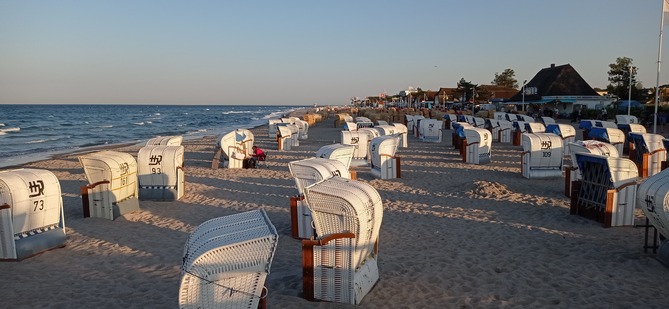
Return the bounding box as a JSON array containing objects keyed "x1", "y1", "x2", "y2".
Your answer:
[
  {"x1": 178, "y1": 209, "x2": 278, "y2": 309},
  {"x1": 302, "y1": 177, "x2": 383, "y2": 305},
  {"x1": 0, "y1": 168, "x2": 66, "y2": 260}
]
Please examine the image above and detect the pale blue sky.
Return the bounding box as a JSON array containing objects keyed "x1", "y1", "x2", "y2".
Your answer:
[{"x1": 0, "y1": 0, "x2": 667, "y2": 105}]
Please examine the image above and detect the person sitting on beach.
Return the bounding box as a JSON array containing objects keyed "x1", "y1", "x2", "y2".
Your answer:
[{"x1": 250, "y1": 146, "x2": 265, "y2": 167}]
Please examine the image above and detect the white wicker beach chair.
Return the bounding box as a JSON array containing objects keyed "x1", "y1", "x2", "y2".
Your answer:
[
  {"x1": 571, "y1": 153, "x2": 639, "y2": 227},
  {"x1": 472, "y1": 117, "x2": 486, "y2": 128},
  {"x1": 545, "y1": 124, "x2": 576, "y2": 155},
  {"x1": 0, "y1": 169, "x2": 66, "y2": 260},
  {"x1": 341, "y1": 131, "x2": 371, "y2": 168},
  {"x1": 374, "y1": 124, "x2": 396, "y2": 136},
  {"x1": 412, "y1": 115, "x2": 426, "y2": 135},
  {"x1": 276, "y1": 125, "x2": 292, "y2": 151},
  {"x1": 616, "y1": 115, "x2": 639, "y2": 124},
  {"x1": 497, "y1": 120, "x2": 513, "y2": 144},
  {"x1": 463, "y1": 128, "x2": 492, "y2": 164},
  {"x1": 370, "y1": 135, "x2": 401, "y2": 179},
  {"x1": 178, "y1": 209, "x2": 278, "y2": 309},
  {"x1": 344, "y1": 121, "x2": 358, "y2": 131},
  {"x1": 213, "y1": 129, "x2": 255, "y2": 169},
  {"x1": 391, "y1": 123, "x2": 408, "y2": 148},
  {"x1": 565, "y1": 140, "x2": 619, "y2": 197},
  {"x1": 526, "y1": 122, "x2": 546, "y2": 133},
  {"x1": 288, "y1": 158, "x2": 351, "y2": 239},
  {"x1": 636, "y1": 168, "x2": 669, "y2": 241},
  {"x1": 296, "y1": 119, "x2": 310, "y2": 140},
  {"x1": 78, "y1": 151, "x2": 139, "y2": 220},
  {"x1": 589, "y1": 127, "x2": 626, "y2": 155},
  {"x1": 628, "y1": 132, "x2": 667, "y2": 178},
  {"x1": 540, "y1": 116, "x2": 556, "y2": 126},
  {"x1": 493, "y1": 112, "x2": 508, "y2": 121},
  {"x1": 376, "y1": 120, "x2": 389, "y2": 126},
  {"x1": 316, "y1": 144, "x2": 355, "y2": 171},
  {"x1": 284, "y1": 123, "x2": 300, "y2": 147},
  {"x1": 137, "y1": 145, "x2": 185, "y2": 201},
  {"x1": 418, "y1": 119, "x2": 443, "y2": 143},
  {"x1": 302, "y1": 177, "x2": 383, "y2": 305},
  {"x1": 405, "y1": 115, "x2": 416, "y2": 133},
  {"x1": 444, "y1": 114, "x2": 457, "y2": 130},
  {"x1": 267, "y1": 119, "x2": 282, "y2": 138},
  {"x1": 146, "y1": 135, "x2": 183, "y2": 146},
  {"x1": 521, "y1": 133, "x2": 563, "y2": 179}
]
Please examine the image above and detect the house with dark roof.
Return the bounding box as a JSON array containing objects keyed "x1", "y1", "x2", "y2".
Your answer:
[{"x1": 507, "y1": 63, "x2": 613, "y2": 115}]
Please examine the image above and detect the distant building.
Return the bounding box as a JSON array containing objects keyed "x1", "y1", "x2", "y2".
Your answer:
[{"x1": 507, "y1": 63, "x2": 613, "y2": 115}]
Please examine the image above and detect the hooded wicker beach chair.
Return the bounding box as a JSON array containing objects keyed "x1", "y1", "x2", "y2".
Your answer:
[
  {"x1": 571, "y1": 153, "x2": 639, "y2": 227},
  {"x1": 288, "y1": 158, "x2": 351, "y2": 239},
  {"x1": 370, "y1": 135, "x2": 401, "y2": 179},
  {"x1": 545, "y1": 124, "x2": 576, "y2": 155},
  {"x1": 564, "y1": 140, "x2": 619, "y2": 197},
  {"x1": 520, "y1": 133, "x2": 563, "y2": 179},
  {"x1": 391, "y1": 123, "x2": 408, "y2": 148},
  {"x1": 589, "y1": 127, "x2": 626, "y2": 155},
  {"x1": 628, "y1": 132, "x2": 667, "y2": 178},
  {"x1": 444, "y1": 114, "x2": 457, "y2": 130},
  {"x1": 295, "y1": 119, "x2": 309, "y2": 140},
  {"x1": 418, "y1": 119, "x2": 443, "y2": 143},
  {"x1": 146, "y1": 135, "x2": 183, "y2": 146},
  {"x1": 302, "y1": 177, "x2": 383, "y2": 305},
  {"x1": 341, "y1": 130, "x2": 372, "y2": 168},
  {"x1": 374, "y1": 124, "x2": 396, "y2": 136},
  {"x1": 525, "y1": 122, "x2": 546, "y2": 133},
  {"x1": 78, "y1": 151, "x2": 139, "y2": 220},
  {"x1": 138, "y1": 145, "x2": 185, "y2": 201},
  {"x1": 0, "y1": 168, "x2": 66, "y2": 260},
  {"x1": 276, "y1": 125, "x2": 292, "y2": 151},
  {"x1": 316, "y1": 144, "x2": 355, "y2": 171},
  {"x1": 212, "y1": 129, "x2": 254, "y2": 169},
  {"x1": 463, "y1": 127, "x2": 492, "y2": 164},
  {"x1": 636, "y1": 168, "x2": 669, "y2": 243},
  {"x1": 267, "y1": 119, "x2": 282, "y2": 138},
  {"x1": 178, "y1": 209, "x2": 278, "y2": 309}
]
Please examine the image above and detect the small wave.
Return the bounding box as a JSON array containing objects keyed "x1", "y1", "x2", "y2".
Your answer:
[
  {"x1": 26, "y1": 139, "x2": 48, "y2": 144},
  {"x1": 0, "y1": 123, "x2": 5, "y2": 127},
  {"x1": 134, "y1": 122, "x2": 145, "y2": 126},
  {"x1": 146, "y1": 121, "x2": 153, "y2": 124},
  {"x1": 97, "y1": 125, "x2": 113, "y2": 128},
  {"x1": 0, "y1": 127, "x2": 21, "y2": 133},
  {"x1": 154, "y1": 113, "x2": 160, "y2": 116},
  {"x1": 222, "y1": 111, "x2": 248, "y2": 115}
]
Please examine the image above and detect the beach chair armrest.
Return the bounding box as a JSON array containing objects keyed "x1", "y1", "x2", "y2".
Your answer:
[{"x1": 302, "y1": 232, "x2": 356, "y2": 247}]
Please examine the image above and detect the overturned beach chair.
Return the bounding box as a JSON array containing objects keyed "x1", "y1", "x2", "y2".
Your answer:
[
  {"x1": 316, "y1": 144, "x2": 356, "y2": 171},
  {"x1": 370, "y1": 135, "x2": 401, "y2": 179},
  {"x1": 418, "y1": 119, "x2": 443, "y2": 143},
  {"x1": 78, "y1": 151, "x2": 139, "y2": 220},
  {"x1": 146, "y1": 135, "x2": 183, "y2": 146},
  {"x1": 564, "y1": 140, "x2": 619, "y2": 197},
  {"x1": 276, "y1": 125, "x2": 292, "y2": 151},
  {"x1": 588, "y1": 127, "x2": 625, "y2": 155},
  {"x1": 178, "y1": 209, "x2": 278, "y2": 309},
  {"x1": 0, "y1": 169, "x2": 66, "y2": 260},
  {"x1": 288, "y1": 158, "x2": 351, "y2": 239},
  {"x1": 212, "y1": 129, "x2": 254, "y2": 169},
  {"x1": 545, "y1": 124, "x2": 576, "y2": 155},
  {"x1": 391, "y1": 123, "x2": 408, "y2": 148},
  {"x1": 628, "y1": 132, "x2": 667, "y2": 178},
  {"x1": 571, "y1": 153, "x2": 639, "y2": 227},
  {"x1": 302, "y1": 177, "x2": 383, "y2": 305},
  {"x1": 137, "y1": 145, "x2": 185, "y2": 201},
  {"x1": 463, "y1": 128, "x2": 492, "y2": 164},
  {"x1": 341, "y1": 130, "x2": 372, "y2": 168},
  {"x1": 521, "y1": 133, "x2": 563, "y2": 179}
]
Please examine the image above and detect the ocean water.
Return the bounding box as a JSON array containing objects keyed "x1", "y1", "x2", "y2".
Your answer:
[{"x1": 0, "y1": 104, "x2": 301, "y2": 167}]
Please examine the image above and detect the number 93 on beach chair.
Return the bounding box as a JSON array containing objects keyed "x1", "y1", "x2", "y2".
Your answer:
[
  {"x1": 178, "y1": 209, "x2": 278, "y2": 309},
  {"x1": 0, "y1": 168, "x2": 66, "y2": 260},
  {"x1": 137, "y1": 145, "x2": 185, "y2": 201}
]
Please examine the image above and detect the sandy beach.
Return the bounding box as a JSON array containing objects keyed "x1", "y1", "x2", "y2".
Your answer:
[{"x1": 1, "y1": 112, "x2": 667, "y2": 309}]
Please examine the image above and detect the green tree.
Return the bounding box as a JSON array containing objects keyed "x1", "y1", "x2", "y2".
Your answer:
[
  {"x1": 456, "y1": 78, "x2": 478, "y2": 103},
  {"x1": 492, "y1": 68, "x2": 518, "y2": 89},
  {"x1": 606, "y1": 57, "x2": 640, "y2": 101}
]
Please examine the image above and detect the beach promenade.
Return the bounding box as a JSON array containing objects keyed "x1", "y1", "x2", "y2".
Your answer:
[{"x1": 0, "y1": 113, "x2": 667, "y2": 308}]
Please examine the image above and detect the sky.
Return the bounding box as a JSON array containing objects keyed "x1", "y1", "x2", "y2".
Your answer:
[{"x1": 1, "y1": 0, "x2": 668, "y2": 105}]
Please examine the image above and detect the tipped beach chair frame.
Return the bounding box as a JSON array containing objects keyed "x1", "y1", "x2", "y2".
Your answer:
[
  {"x1": 146, "y1": 135, "x2": 183, "y2": 146},
  {"x1": 370, "y1": 135, "x2": 401, "y2": 179},
  {"x1": 545, "y1": 124, "x2": 576, "y2": 156},
  {"x1": 0, "y1": 169, "x2": 66, "y2": 260},
  {"x1": 137, "y1": 145, "x2": 185, "y2": 201},
  {"x1": 302, "y1": 177, "x2": 383, "y2": 305},
  {"x1": 628, "y1": 132, "x2": 667, "y2": 178},
  {"x1": 391, "y1": 123, "x2": 408, "y2": 148},
  {"x1": 588, "y1": 127, "x2": 625, "y2": 156},
  {"x1": 178, "y1": 208, "x2": 278, "y2": 309},
  {"x1": 520, "y1": 133, "x2": 563, "y2": 179},
  {"x1": 462, "y1": 128, "x2": 492, "y2": 164},
  {"x1": 564, "y1": 141, "x2": 619, "y2": 197},
  {"x1": 213, "y1": 129, "x2": 254, "y2": 169},
  {"x1": 288, "y1": 158, "x2": 351, "y2": 239},
  {"x1": 78, "y1": 151, "x2": 139, "y2": 220},
  {"x1": 636, "y1": 168, "x2": 669, "y2": 241},
  {"x1": 570, "y1": 153, "x2": 639, "y2": 227},
  {"x1": 316, "y1": 144, "x2": 356, "y2": 171}
]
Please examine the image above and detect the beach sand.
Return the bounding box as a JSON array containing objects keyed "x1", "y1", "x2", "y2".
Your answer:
[{"x1": 1, "y1": 114, "x2": 667, "y2": 309}]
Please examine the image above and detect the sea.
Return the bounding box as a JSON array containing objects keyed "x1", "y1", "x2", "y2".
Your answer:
[{"x1": 0, "y1": 104, "x2": 302, "y2": 168}]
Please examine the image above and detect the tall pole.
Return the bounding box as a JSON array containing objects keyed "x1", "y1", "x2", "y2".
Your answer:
[
  {"x1": 654, "y1": 0, "x2": 666, "y2": 134},
  {"x1": 628, "y1": 66, "x2": 634, "y2": 116},
  {"x1": 522, "y1": 80, "x2": 527, "y2": 112}
]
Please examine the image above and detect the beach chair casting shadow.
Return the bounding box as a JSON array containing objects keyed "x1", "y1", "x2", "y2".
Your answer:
[
  {"x1": 520, "y1": 133, "x2": 563, "y2": 179},
  {"x1": 138, "y1": 145, "x2": 185, "y2": 201},
  {"x1": 178, "y1": 209, "x2": 278, "y2": 309},
  {"x1": 564, "y1": 140, "x2": 619, "y2": 197}
]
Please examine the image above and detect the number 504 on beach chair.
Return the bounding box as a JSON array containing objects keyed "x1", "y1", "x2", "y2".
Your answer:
[
  {"x1": 178, "y1": 209, "x2": 278, "y2": 309},
  {"x1": 302, "y1": 177, "x2": 383, "y2": 305}
]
